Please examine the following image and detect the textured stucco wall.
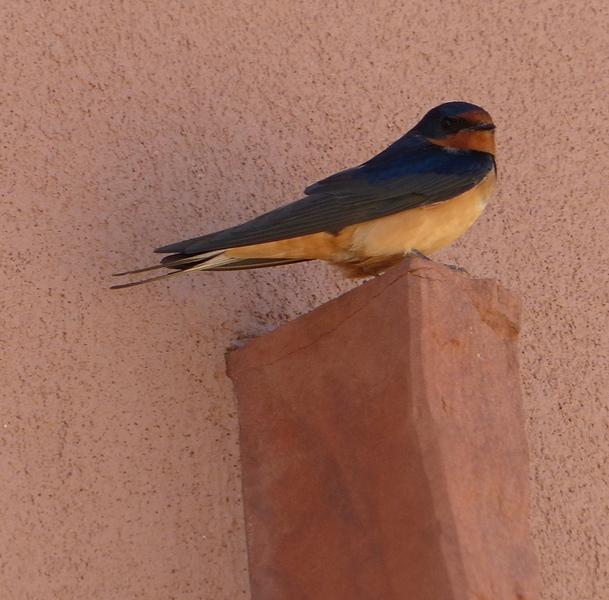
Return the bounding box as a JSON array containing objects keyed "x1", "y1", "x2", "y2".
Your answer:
[{"x1": 2, "y1": 1, "x2": 608, "y2": 598}]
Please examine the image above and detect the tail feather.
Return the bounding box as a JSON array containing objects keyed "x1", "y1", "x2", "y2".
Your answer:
[
  {"x1": 113, "y1": 263, "x2": 165, "y2": 277},
  {"x1": 159, "y1": 250, "x2": 224, "y2": 269},
  {"x1": 111, "y1": 249, "x2": 308, "y2": 289},
  {"x1": 194, "y1": 257, "x2": 308, "y2": 271},
  {"x1": 110, "y1": 268, "x2": 191, "y2": 289}
]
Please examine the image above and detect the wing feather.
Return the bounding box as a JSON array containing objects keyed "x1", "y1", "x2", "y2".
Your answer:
[{"x1": 156, "y1": 143, "x2": 495, "y2": 257}]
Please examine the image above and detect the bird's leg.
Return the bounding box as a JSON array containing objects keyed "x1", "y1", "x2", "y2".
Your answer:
[
  {"x1": 408, "y1": 248, "x2": 468, "y2": 275},
  {"x1": 443, "y1": 263, "x2": 469, "y2": 274},
  {"x1": 408, "y1": 249, "x2": 432, "y2": 261}
]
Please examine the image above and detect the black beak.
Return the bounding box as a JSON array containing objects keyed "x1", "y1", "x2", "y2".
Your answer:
[{"x1": 469, "y1": 122, "x2": 496, "y2": 131}]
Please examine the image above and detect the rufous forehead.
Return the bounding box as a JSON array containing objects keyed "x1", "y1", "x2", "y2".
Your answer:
[{"x1": 459, "y1": 109, "x2": 494, "y2": 124}]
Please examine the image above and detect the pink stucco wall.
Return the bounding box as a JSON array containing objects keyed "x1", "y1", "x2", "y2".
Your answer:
[{"x1": 2, "y1": 1, "x2": 608, "y2": 598}]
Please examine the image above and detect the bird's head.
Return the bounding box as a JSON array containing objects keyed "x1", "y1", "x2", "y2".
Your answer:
[{"x1": 412, "y1": 101, "x2": 496, "y2": 155}]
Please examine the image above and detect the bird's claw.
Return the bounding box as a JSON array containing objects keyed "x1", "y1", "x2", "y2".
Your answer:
[{"x1": 408, "y1": 249, "x2": 469, "y2": 275}]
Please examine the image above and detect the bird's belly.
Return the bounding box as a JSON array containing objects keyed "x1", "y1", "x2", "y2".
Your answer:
[
  {"x1": 224, "y1": 171, "x2": 495, "y2": 275},
  {"x1": 348, "y1": 173, "x2": 495, "y2": 257}
]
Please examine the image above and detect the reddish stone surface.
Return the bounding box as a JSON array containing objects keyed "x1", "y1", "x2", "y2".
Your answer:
[{"x1": 228, "y1": 259, "x2": 541, "y2": 600}]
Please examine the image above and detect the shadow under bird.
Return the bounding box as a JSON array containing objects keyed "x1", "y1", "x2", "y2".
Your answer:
[{"x1": 112, "y1": 101, "x2": 496, "y2": 289}]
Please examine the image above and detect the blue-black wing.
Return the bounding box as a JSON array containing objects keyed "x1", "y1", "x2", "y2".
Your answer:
[{"x1": 156, "y1": 137, "x2": 495, "y2": 256}]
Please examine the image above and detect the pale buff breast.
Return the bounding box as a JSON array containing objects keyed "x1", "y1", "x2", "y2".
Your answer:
[
  {"x1": 224, "y1": 168, "x2": 495, "y2": 265},
  {"x1": 346, "y1": 168, "x2": 496, "y2": 258}
]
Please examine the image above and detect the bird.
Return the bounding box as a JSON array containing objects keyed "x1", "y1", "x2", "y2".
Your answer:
[{"x1": 112, "y1": 101, "x2": 496, "y2": 289}]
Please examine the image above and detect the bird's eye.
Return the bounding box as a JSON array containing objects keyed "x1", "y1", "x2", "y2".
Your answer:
[{"x1": 440, "y1": 116, "x2": 458, "y2": 131}]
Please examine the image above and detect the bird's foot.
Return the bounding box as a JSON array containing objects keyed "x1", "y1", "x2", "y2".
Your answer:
[
  {"x1": 408, "y1": 249, "x2": 432, "y2": 261},
  {"x1": 443, "y1": 263, "x2": 469, "y2": 275},
  {"x1": 408, "y1": 249, "x2": 468, "y2": 275}
]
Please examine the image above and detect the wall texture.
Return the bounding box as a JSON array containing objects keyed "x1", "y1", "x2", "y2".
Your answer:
[{"x1": 1, "y1": 1, "x2": 607, "y2": 598}]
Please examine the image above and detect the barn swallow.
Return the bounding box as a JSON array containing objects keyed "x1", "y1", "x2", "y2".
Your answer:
[{"x1": 112, "y1": 101, "x2": 496, "y2": 289}]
